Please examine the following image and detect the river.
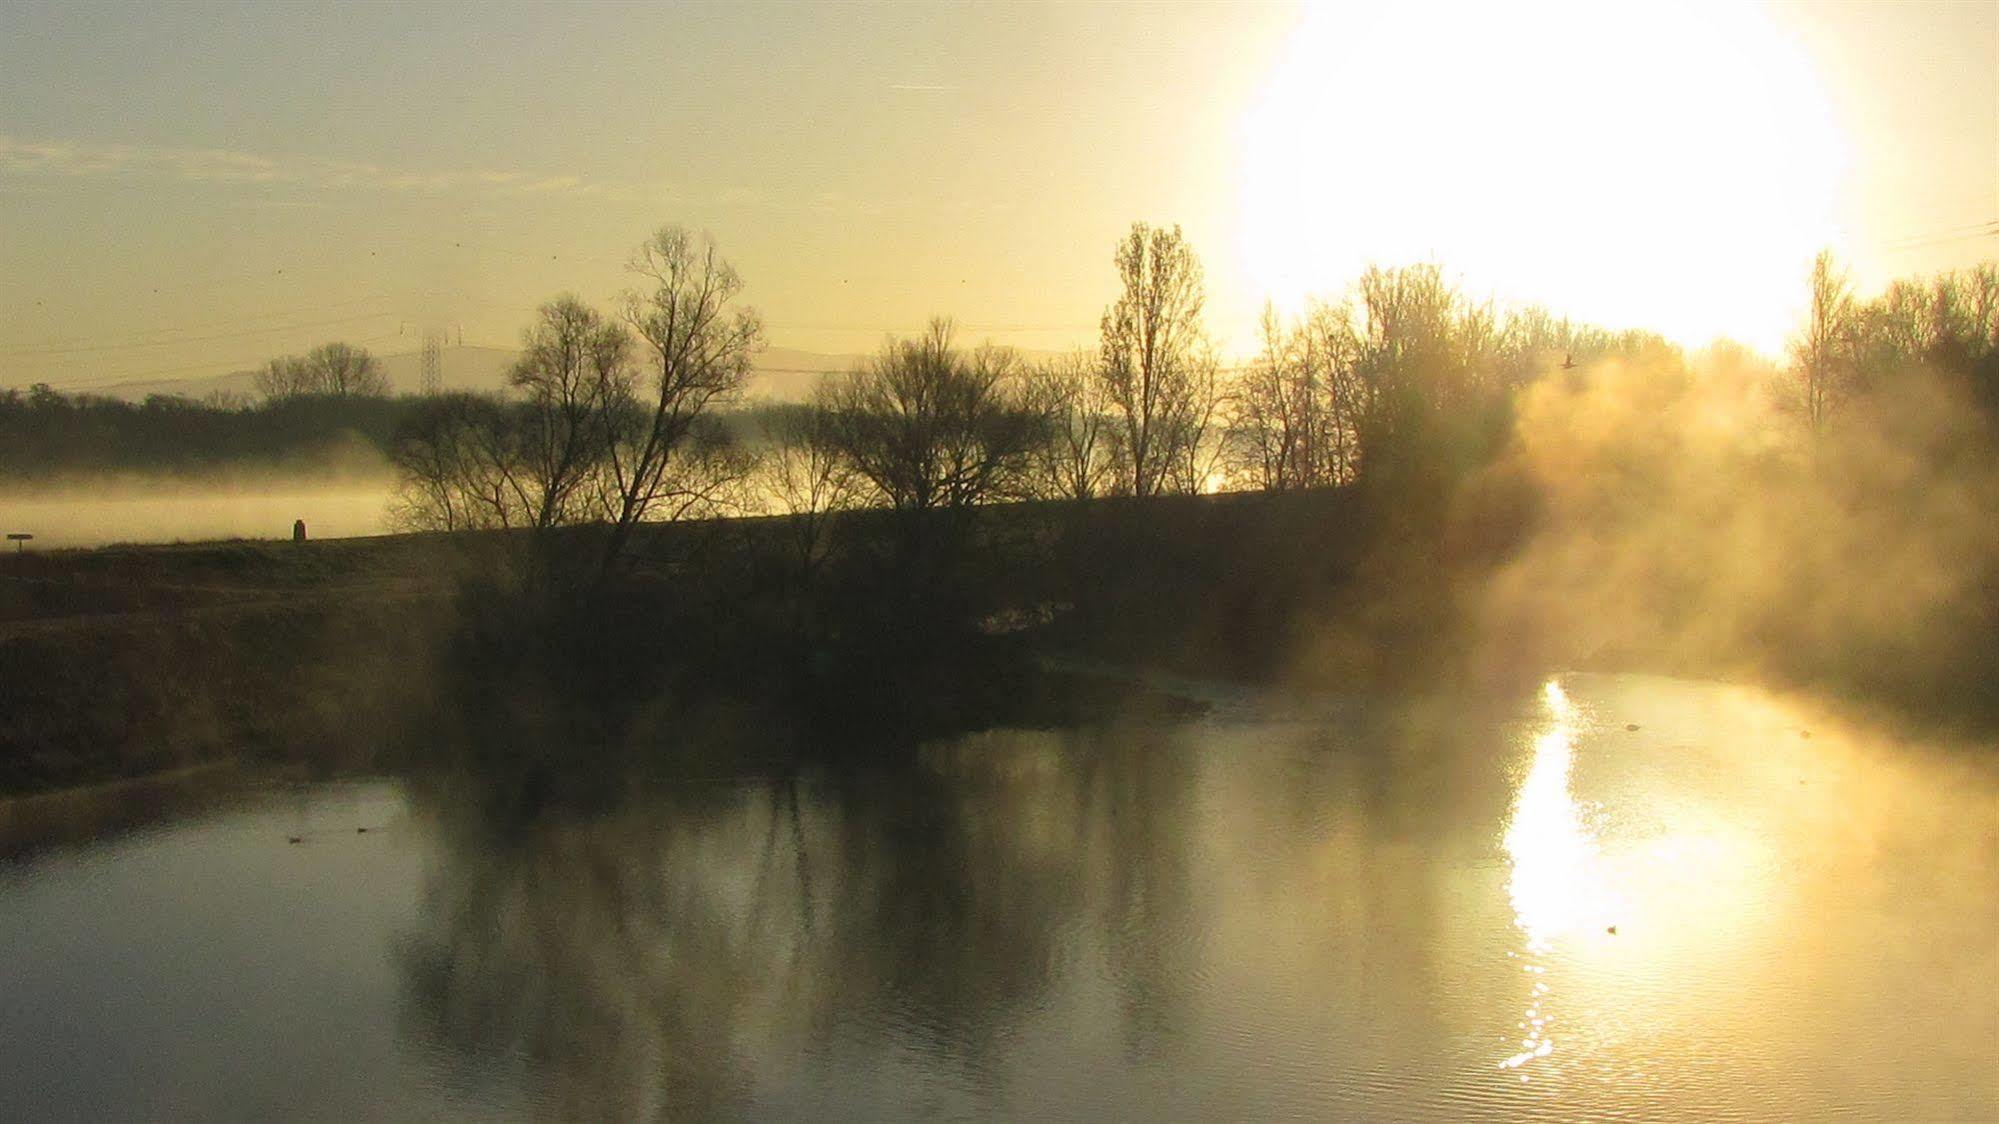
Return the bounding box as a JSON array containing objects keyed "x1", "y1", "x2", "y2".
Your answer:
[{"x1": 1, "y1": 673, "x2": 1993, "y2": 1120}]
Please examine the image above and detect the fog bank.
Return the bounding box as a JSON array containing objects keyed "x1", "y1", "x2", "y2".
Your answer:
[{"x1": 1, "y1": 473, "x2": 394, "y2": 549}]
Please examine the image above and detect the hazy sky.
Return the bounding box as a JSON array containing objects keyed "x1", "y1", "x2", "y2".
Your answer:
[{"x1": 2, "y1": 0, "x2": 1992, "y2": 391}]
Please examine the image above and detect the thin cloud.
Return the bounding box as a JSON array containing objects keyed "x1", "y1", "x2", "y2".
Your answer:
[
  {"x1": 0, "y1": 133, "x2": 927, "y2": 219},
  {"x1": 0, "y1": 134, "x2": 674, "y2": 203},
  {"x1": 0, "y1": 136, "x2": 290, "y2": 183}
]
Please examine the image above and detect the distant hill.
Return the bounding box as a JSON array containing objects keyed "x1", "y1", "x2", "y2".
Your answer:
[
  {"x1": 74, "y1": 345, "x2": 518, "y2": 404},
  {"x1": 81, "y1": 344, "x2": 868, "y2": 405},
  {"x1": 70, "y1": 340, "x2": 1082, "y2": 406},
  {"x1": 87, "y1": 368, "x2": 265, "y2": 403},
  {"x1": 743, "y1": 347, "x2": 864, "y2": 402}
]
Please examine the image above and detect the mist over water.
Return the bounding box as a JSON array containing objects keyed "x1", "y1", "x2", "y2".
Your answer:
[
  {"x1": 3, "y1": 0, "x2": 1993, "y2": 1118},
  {"x1": 1, "y1": 475, "x2": 393, "y2": 549},
  {"x1": 1464, "y1": 345, "x2": 1999, "y2": 718},
  {"x1": 1, "y1": 674, "x2": 1992, "y2": 1121}
]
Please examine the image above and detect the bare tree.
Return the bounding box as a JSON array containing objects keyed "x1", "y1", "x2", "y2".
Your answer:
[
  {"x1": 1791, "y1": 249, "x2": 1855, "y2": 434},
  {"x1": 308, "y1": 341, "x2": 390, "y2": 397},
  {"x1": 1968, "y1": 264, "x2": 1999, "y2": 353},
  {"x1": 755, "y1": 402, "x2": 860, "y2": 585},
  {"x1": 200, "y1": 388, "x2": 256, "y2": 412},
  {"x1": 391, "y1": 302, "x2": 629, "y2": 544},
  {"x1": 1830, "y1": 262, "x2": 1999, "y2": 421},
  {"x1": 1163, "y1": 344, "x2": 1228, "y2": 494},
  {"x1": 1020, "y1": 351, "x2": 1115, "y2": 501},
  {"x1": 254, "y1": 355, "x2": 314, "y2": 401},
  {"x1": 598, "y1": 227, "x2": 765, "y2": 574},
  {"x1": 1296, "y1": 299, "x2": 1366, "y2": 485},
  {"x1": 387, "y1": 228, "x2": 757, "y2": 585},
  {"x1": 1097, "y1": 222, "x2": 1211, "y2": 497},
  {"x1": 1355, "y1": 264, "x2": 1460, "y2": 432},
  {"x1": 1232, "y1": 263, "x2": 1539, "y2": 486},
  {"x1": 509, "y1": 297, "x2": 631, "y2": 532},
  {"x1": 1233, "y1": 301, "x2": 1365, "y2": 491},
  {"x1": 256, "y1": 342, "x2": 389, "y2": 400},
  {"x1": 819, "y1": 319, "x2": 1039, "y2": 517},
  {"x1": 1235, "y1": 305, "x2": 1309, "y2": 491},
  {"x1": 388, "y1": 392, "x2": 519, "y2": 533}
]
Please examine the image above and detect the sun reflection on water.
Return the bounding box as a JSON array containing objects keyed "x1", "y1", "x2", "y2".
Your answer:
[{"x1": 1497, "y1": 679, "x2": 1616, "y2": 1076}]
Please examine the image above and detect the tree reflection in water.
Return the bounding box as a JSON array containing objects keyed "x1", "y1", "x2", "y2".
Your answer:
[
  {"x1": 387, "y1": 694, "x2": 1528, "y2": 1121},
  {"x1": 393, "y1": 726, "x2": 1214, "y2": 1119}
]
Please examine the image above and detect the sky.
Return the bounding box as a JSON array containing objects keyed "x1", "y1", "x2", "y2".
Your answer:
[{"x1": 1, "y1": 0, "x2": 1993, "y2": 392}]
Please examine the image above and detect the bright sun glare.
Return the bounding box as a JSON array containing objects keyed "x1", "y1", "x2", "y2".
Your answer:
[
  {"x1": 1498, "y1": 678, "x2": 1618, "y2": 1076},
  {"x1": 1239, "y1": 0, "x2": 1847, "y2": 352}
]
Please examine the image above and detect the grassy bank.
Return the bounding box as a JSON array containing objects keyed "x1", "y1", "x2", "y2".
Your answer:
[
  {"x1": 4, "y1": 473, "x2": 1993, "y2": 798},
  {"x1": 0, "y1": 535, "x2": 460, "y2": 795},
  {"x1": 0, "y1": 490, "x2": 1430, "y2": 794}
]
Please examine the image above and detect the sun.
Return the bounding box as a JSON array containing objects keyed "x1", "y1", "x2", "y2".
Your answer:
[{"x1": 1237, "y1": 0, "x2": 1848, "y2": 353}]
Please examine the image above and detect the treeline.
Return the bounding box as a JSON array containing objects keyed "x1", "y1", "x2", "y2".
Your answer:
[
  {"x1": 252, "y1": 341, "x2": 391, "y2": 400},
  {"x1": 386, "y1": 222, "x2": 1693, "y2": 587},
  {"x1": 0, "y1": 339, "x2": 401, "y2": 479},
  {"x1": 10, "y1": 221, "x2": 1995, "y2": 567},
  {"x1": 1793, "y1": 251, "x2": 1999, "y2": 429},
  {"x1": 0, "y1": 385, "x2": 410, "y2": 479},
  {"x1": 10, "y1": 218, "x2": 1999, "y2": 752},
  {"x1": 370, "y1": 219, "x2": 1999, "y2": 744}
]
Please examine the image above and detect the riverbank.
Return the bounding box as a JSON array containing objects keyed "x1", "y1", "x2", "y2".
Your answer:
[
  {"x1": 0, "y1": 564, "x2": 452, "y2": 795},
  {"x1": 4, "y1": 479, "x2": 1993, "y2": 797},
  {"x1": 0, "y1": 489, "x2": 1405, "y2": 794}
]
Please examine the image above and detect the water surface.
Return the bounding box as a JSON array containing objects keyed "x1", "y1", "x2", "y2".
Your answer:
[{"x1": 2, "y1": 674, "x2": 1994, "y2": 1120}]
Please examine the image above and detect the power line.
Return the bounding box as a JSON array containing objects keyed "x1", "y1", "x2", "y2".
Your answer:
[
  {"x1": 1880, "y1": 219, "x2": 1998, "y2": 252},
  {"x1": 0, "y1": 310, "x2": 401, "y2": 359},
  {"x1": 1882, "y1": 229, "x2": 1998, "y2": 253},
  {"x1": 4, "y1": 290, "x2": 547, "y2": 364},
  {"x1": 1884, "y1": 217, "x2": 1999, "y2": 241},
  {"x1": 1, "y1": 294, "x2": 394, "y2": 352},
  {"x1": 26, "y1": 332, "x2": 408, "y2": 391}
]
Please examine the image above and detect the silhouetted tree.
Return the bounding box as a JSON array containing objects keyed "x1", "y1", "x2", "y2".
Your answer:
[
  {"x1": 1020, "y1": 351, "x2": 1116, "y2": 501},
  {"x1": 1842, "y1": 264, "x2": 1999, "y2": 418},
  {"x1": 253, "y1": 355, "x2": 314, "y2": 401},
  {"x1": 599, "y1": 227, "x2": 764, "y2": 576},
  {"x1": 1164, "y1": 348, "x2": 1229, "y2": 494},
  {"x1": 0, "y1": 381, "x2": 407, "y2": 480},
  {"x1": 254, "y1": 341, "x2": 389, "y2": 400},
  {"x1": 1790, "y1": 250, "x2": 1856, "y2": 434},
  {"x1": 389, "y1": 276, "x2": 751, "y2": 589},
  {"x1": 1231, "y1": 301, "x2": 1373, "y2": 491},
  {"x1": 1344, "y1": 263, "x2": 1523, "y2": 483},
  {"x1": 1098, "y1": 222, "x2": 1215, "y2": 496},
  {"x1": 1353, "y1": 264, "x2": 1458, "y2": 450},
  {"x1": 309, "y1": 341, "x2": 390, "y2": 397},
  {"x1": 509, "y1": 297, "x2": 630, "y2": 532},
  {"x1": 753, "y1": 402, "x2": 859, "y2": 586},
  {"x1": 819, "y1": 319, "x2": 1039, "y2": 517},
  {"x1": 389, "y1": 300, "x2": 630, "y2": 541},
  {"x1": 388, "y1": 392, "x2": 519, "y2": 533}
]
